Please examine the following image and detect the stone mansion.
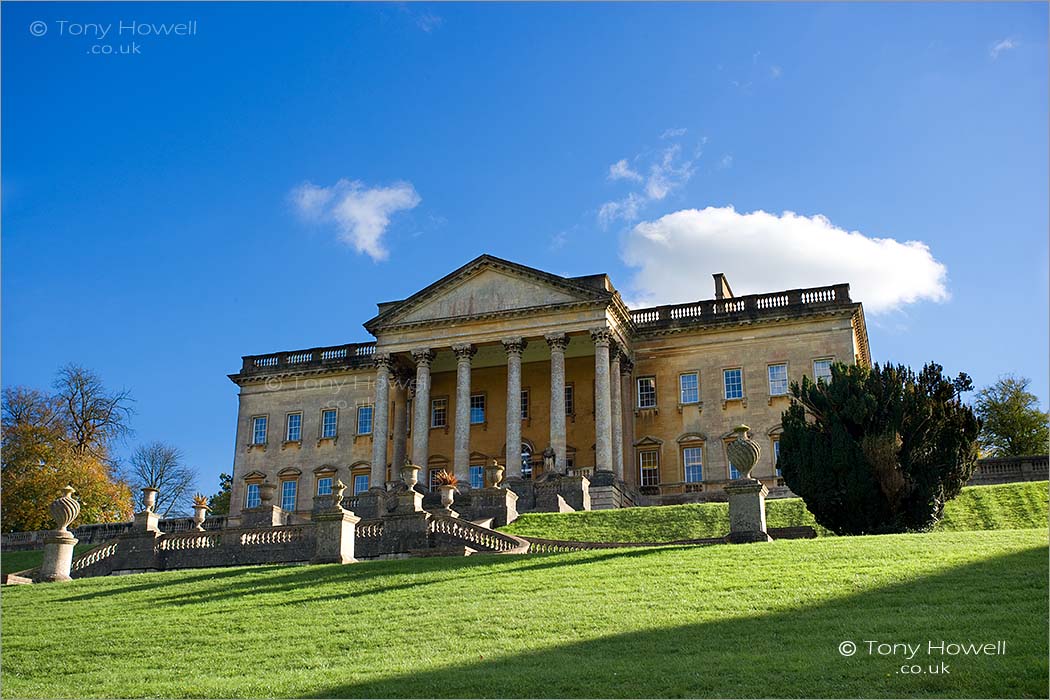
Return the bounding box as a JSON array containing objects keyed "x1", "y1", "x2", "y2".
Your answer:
[{"x1": 226, "y1": 255, "x2": 870, "y2": 524}]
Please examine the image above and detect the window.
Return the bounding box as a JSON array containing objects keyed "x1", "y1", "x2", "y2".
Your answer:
[
  {"x1": 353, "y1": 474, "x2": 369, "y2": 495},
  {"x1": 813, "y1": 358, "x2": 833, "y2": 384},
  {"x1": 357, "y1": 405, "x2": 374, "y2": 435},
  {"x1": 280, "y1": 480, "x2": 297, "y2": 511},
  {"x1": 321, "y1": 409, "x2": 338, "y2": 439},
  {"x1": 639, "y1": 450, "x2": 660, "y2": 486},
  {"x1": 470, "y1": 394, "x2": 486, "y2": 424},
  {"x1": 317, "y1": 477, "x2": 333, "y2": 496},
  {"x1": 286, "y1": 413, "x2": 302, "y2": 442},
  {"x1": 683, "y1": 446, "x2": 703, "y2": 483},
  {"x1": 251, "y1": 416, "x2": 267, "y2": 445},
  {"x1": 773, "y1": 439, "x2": 781, "y2": 477},
  {"x1": 723, "y1": 368, "x2": 743, "y2": 400},
  {"x1": 679, "y1": 372, "x2": 699, "y2": 404},
  {"x1": 428, "y1": 469, "x2": 442, "y2": 490},
  {"x1": 431, "y1": 398, "x2": 448, "y2": 428},
  {"x1": 469, "y1": 465, "x2": 484, "y2": 489},
  {"x1": 564, "y1": 385, "x2": 575, "y2": 416},
  {"x1": 637, "y1": 377, "x2": 657, "y2": 409},
  {"x1": 768, "y1": 364, "x2": 788, "y2": 396},
  {"x1": 520, "y1": 390, "x2": 529, "y2": 420},
  {"x1": 245, "y1": 483, "x2": 260, "y2": 509}
]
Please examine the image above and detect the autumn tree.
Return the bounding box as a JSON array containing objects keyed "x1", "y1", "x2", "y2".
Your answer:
[
  {"x1": 127, "y1": 441, "x2": 198, "y2": 517},
  {"x1": 1, "y1": 372, "x2": 135, "y2": 533},
  {"x1": 974, "y1": 375, "x2": 1050, "y2": 457}
]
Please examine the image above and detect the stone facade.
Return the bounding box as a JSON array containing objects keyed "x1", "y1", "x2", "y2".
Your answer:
[{"x1": 226, "y1": 255, "x2": 870, "y2": 522}]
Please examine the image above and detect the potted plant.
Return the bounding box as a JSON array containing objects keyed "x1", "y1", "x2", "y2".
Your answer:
[
  {"x1": 433, "y1": 469, "x2": 458, "y2": 509},
  {"x1": 191, "y1": 493, "x2": 211, "y2": 531}
]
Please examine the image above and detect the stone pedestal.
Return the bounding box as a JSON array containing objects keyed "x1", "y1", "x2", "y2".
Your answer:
[
  {"x1": 380, "y1": 511, "x2": 432, "y2": 554},
  {"x1": 560, "y1": 475, "x2": 591, "y2": 511},
  {"x1": 311, "y1": 509, "x2": 361, "y2": 565},
  {"x1": 38, "y1": 532, "x2": 78, "y2": 582},
  {"x1": 240, "y1": 505, "x2": 286, "y2": 529},
  {"x1": 470, "y1": 487, "x2": 519, "y2": 527},
  {"x1": 395, "y1": 488, "x2": 424, "y2": 514},
  {"x1": 133, "y1": 509, "x2": 162, "y2": 533},
  {"x1": 116, "y1": 529, "x2": 164, "y2": 571},
  {"x1": 724, "y1": 479, "x2": 773, "y2": 544},
  {"x1": 353, "y1": 489, "x2": 390, "y2": 520},
  {"x1": 503, "y1": 477, "x2": 535, "y2": 511}
]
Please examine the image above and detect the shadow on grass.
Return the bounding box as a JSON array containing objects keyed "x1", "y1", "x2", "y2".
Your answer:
[
  {"x1": 302, "y1": 546, "x2": 1049, "y2": 699},
  {"x1": 54, "y1": 548, "x2": 673, "y2": 608}
]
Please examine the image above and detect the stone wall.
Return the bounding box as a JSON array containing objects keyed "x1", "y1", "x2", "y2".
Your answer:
[{"x1": 967, "y1": 455, "x2": 1049, "y2": 486}]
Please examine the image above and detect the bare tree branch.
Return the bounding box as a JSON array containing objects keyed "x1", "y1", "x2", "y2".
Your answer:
[{"x1": 128, "y1": 441, "x2": 198, "y2": 517}]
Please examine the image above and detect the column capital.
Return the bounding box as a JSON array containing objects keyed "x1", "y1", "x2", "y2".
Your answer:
[
  {"x1": 590, "y1": 327, "x2": 613, "y2": 347},
  {"x1": 374, "y1": 353, "x2": 393, "y2": 370},
  {"x1": 544, "y1": 333, "x2": 569, "y2": 352},
  {"x1": 620, "y1": 357, "x2": 635, "y2": 376},
  {"x1": 391, "y1": 367, "x2": 414, "y2": 388},
  {"x1": 452, "y1": 343, "x2": 476, "y2": 361},
  {"x1": 501, "y1": 337, "x2": 528, "y2": 356},
  {"x1": 410, "y1": 347, "x2": 436, "y2": 366}
]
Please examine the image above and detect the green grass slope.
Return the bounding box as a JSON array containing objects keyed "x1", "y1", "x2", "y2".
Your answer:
[
  {"x1": 1, "y1": 545, "x2": 93, "y2": 576},
  {"x1": 2, "y1": 529, "x2": 1047, "y2": 698},
  {"x1": 501, "y1": 481, "x2": 1048, "y2": 542}
]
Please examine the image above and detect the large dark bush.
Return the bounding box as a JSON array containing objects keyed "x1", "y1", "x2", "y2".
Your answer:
[{"x1": 779, "y1": 362, "x2": 980, "y2": 535}]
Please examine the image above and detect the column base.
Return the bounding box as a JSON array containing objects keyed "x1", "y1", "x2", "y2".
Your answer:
[
  {"x1": 725, "y1": 478, "x2": 770, "y2": 542},
  {"x1": 38, "y1": 533, "x2": 78, "y2": 583}
]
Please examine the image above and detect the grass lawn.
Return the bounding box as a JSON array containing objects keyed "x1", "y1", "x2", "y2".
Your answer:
[
  {"x1": 2, "y1": 528, "x2": 1047, "y2": 698},
  {"x1": 0, "y1": 545, "x2": 93, "y2": 576},
  {"x1": 501, "y1": 480, "x2": 1049, "y2": 542}
]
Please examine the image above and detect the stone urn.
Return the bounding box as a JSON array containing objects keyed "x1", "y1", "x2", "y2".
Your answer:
[
  {"x1": 726, "y1": 424, "x2": 761, "y2": 480},
  {"x1": 438, "y1": 484, "x2": 456, "y2": 509},
  {"x1": 192, "y1": 503, "x2": 210, "y2": 530},
  {"x1": 400, "y1": 461, "x2": 422, "y2": 490},
  {"x1": 141, "y1": 487, "x2": 159, "y2": 513},
  {"x1": 484, "y1": 460, "x2": 505, "y2": 489},
  {"x1": 258, "y1": 482, "x2": 276, "y2": 505},
  {"x1": 50, "y1": 485, "x2": 81, "y2": 534}
]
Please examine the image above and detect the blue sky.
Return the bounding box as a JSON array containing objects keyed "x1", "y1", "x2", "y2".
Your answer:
[{"x1": 4, "y1": 2, "x2": 1047, "y2": 496}]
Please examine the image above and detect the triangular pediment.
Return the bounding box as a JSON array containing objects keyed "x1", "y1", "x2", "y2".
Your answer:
[{"x1": 365, "y1": 255, "x2": 610, "y2": 330}]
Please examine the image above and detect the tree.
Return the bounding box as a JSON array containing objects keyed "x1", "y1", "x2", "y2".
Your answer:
[
  {"x1": 2, "y1": 387, "x2": 133, "y2": 532},
  {"x1": 208, "y1": 472, "x2": 232, "y2": 515},
  {"x1": 127, "y1": 441, "x2": 198, "y2": 517},
  {"x1": 53, "y1": 364, "x2": 133, "y2": 460},
  {"x1": 779, "y1": 362, "x2": 980, "y2": 535},
  {"x1": 974, "y1": 375, "x2": 1049, "y2": 457}
]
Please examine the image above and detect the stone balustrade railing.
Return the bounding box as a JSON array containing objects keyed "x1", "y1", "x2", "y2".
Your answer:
[
  {"x1": 157, "y1": 532, "x2": 222, "y2": 551},
  {"x1": 237, "y1": 342, "x2": 377, "y2": 376},
  {"x1": 429, "y1": 516, "x2": 529, "y2": 554},
  {"x1": 239, "y1": 526, "x2": 309, "y2": 546},
  {"x1": 521, "y1": 527, "x2": 816, "y2": 553},
  {"x1": 69, "y1": 541, "x2": 120, "y2": 573},
  {"x1": 629, "y1": 284, "x2": 852, "y2": 331},
  {"x1": 355, "y1": 520, "x2": 383, "y2": 539}
]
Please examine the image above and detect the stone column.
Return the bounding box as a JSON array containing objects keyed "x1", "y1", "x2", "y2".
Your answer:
[
  {"x1": 591, "y1": 328, "x2": 613, "y2": 472},
  {"x1": 545, "y1": 333, "x2": 569, "y2": 471},
  {"x1": 502, "y1": 337, "x2": 527, "y2": 478},
  {"x1": 370, "y1": 353, "x2": 392, "y2": 490},
  {"x1": 390, "y1": 369, "x2": 410, "y2": 480},
  {"x1": 410, "y1": 348, "x2": 435, "y2": 468},
  {"x1": 38, "y1": 485, "x2": 80, "y2": 583},
  {"x1": 620, "y1": 357, "x2": 635, "y2": 483},
  {"x1": 610, "y1": 349, "x2": 624, "y2": 480},
  {"x1": 452, "y1": 343, "x2": 476, "y2": 485}
]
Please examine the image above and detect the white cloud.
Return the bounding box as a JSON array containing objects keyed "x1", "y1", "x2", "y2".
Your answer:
[
  {"x1": 598, "y1": 193, "x2": 645, "y2": 228},
  {"x1": 989, "y1": 38, "x2": 1017, "y2": 59},
  {"x1": 608, "y1": 159, "x2": 643, "y2": 183},
  {"x1": 290, "y1": 179, "x2": 421, "y2": 261},
  {"x1": 770, "y1": 65, "x2": 782, "y2": 79},
  {"x1": 621, "y1": 206, "x2": 949, "y2": 314},
  {"x1": 599, "y1": 142, "x2": 696, "y2": 227},
  {"x1": 718, "y1": 154, "x2": 733, "y2": 169},
  {"x1": 660, "y1": 127, "x2": 688, "y2": 139},
  {"x1": 416, "y1": 11, "x2": 443, "y2": 33}
]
